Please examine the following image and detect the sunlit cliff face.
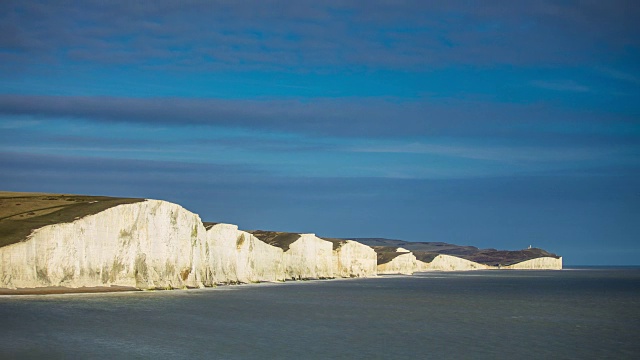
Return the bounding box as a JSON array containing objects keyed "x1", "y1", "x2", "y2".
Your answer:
[{"x1": 0, "y1": 198, "x2": 561, "y2": 290}]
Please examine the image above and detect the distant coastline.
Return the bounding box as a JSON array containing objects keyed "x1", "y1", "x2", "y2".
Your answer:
[{"x1": 0, "y1": 191, "x2": 562, "y2": 294}]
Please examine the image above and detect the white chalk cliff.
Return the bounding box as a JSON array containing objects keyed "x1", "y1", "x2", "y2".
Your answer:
[
  {"x1": 418, "y1": 254, "x2": 490, "y2": 271},
  {"x1": 203, "y1": 224, "x2": 286, "y2": 284},
  {"x1": 283, "y1": 234, "x2": 334, "y2": 280},
  {"x1": 503, "y1": 256, "x2": 562, "y2": 270},
  {"x1": 332, "y1": 240, "x2": 377, "y2": 278},
  {"x1": 0, "y1": 198, "x2": 562, "y2": 291},
  {"x1": 0, "y1": 200, "x2": 377, "y2": 289},
  {"x1": 1, "y1": 200, "x2": 206, "y2": 289},
  {"x1": 377, "y1": 252, "x2": 417, "y2": 275}
]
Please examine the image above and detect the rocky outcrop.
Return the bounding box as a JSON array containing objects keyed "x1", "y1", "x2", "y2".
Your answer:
[{"x1": 503, "y1": 256, "x2": 562, "y2": 270}]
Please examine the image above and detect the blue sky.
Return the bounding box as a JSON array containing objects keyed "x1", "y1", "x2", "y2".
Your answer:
[{"x1": 1, "y1": 1, "x2": 639, "y2": 265}]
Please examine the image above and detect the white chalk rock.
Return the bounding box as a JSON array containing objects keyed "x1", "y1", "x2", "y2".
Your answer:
[
  {"x1": 420, "y1": 254, "x2": 489, "y2": 271},
  {"x1": 0, "y1": 200, "x2": 207, "y2": 290},
  {"x1": 0, "y1": 195, "x2": 563, "y2": 292},
  {"x1": 234, "y1": 230, "x2": 286, "y2": 282},
  {"x1": 284, "y1": 234, "x2": 334, "y2": 280},
  {"x1": 201, "y1": 224, "x2": 287, "y2": 284},
  {"x1": 201, "y1": 223, "x2": 241, "y2": 284},
  {"x1": 332, "y1": 240, "x2": 377, "y2": 278},
  {"x1": 503, "y1": 257, "x2": 562, "y2": 270},
  {"x1": 377, "y1": 252, "x2": 417, "y2": 275}
]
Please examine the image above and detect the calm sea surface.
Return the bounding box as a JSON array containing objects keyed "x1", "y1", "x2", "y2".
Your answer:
[{"x1": 1, "y1": 268, "x2": 639, "y2": 359}]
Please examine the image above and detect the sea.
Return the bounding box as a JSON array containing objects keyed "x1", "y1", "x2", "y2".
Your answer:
[{"x1": 1, "y1": 267, "x2": 639, "y2": 359}]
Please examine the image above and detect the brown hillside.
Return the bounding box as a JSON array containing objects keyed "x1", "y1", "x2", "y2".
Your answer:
[
  {"x1": 0, "y1": 191, "x2": 144, "y2": 248},
  {"x1": 247, "y1": 230, "x2": 301, "y2": 251}
]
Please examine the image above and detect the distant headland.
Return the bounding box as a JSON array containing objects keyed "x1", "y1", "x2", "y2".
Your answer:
[{"x1": 0, "y1": 191, "x2": 561, "y2": 294}]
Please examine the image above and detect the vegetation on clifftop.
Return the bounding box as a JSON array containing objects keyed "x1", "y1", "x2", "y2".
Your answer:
[
  {"x1": 372, "y1": 246, "x2": 410, "y2": 265},
  {"x1": 0, "y1": 191, "x2": 144, "y2": 248},
  {"x1": 460, "y1": 248, "x2": 560, "y2": 267},
  {"x1": 412, "y1": 251, "x2": 439, "y2": 264},
  {"x1": 320, "y1": 237, "x2": 348, "y2": 250},
  {"x1": 247, "y1": 230, "x2": 301, "y2": 251}
]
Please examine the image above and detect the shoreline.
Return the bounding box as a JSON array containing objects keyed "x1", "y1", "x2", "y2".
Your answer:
[
  {"x1": 0, "y1": 285, "x2": 140, "y2": 296},
  {"x1": 0, "y1": 271, "x2": 573, "y2": 296},
  {"x1": 0, "y1": 275, "x2": 389, "y2": 297}
]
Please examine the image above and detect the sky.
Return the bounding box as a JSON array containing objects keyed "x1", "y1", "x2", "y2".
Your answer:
[{"x1": 1, "y1": 1, "x2": 638, "y2": 265}]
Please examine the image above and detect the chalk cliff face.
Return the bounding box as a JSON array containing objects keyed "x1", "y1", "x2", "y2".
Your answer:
[
  {"x1": 201, "y1": 223, "x2": 237, "y2": 285},
  {"x1": 235, "y1": 230, "x2": 287, "y2": 282},
  {"x1": 0, "y1": 194, "x2": 563, "y2": 291},
  {"x1": 377, "y1": 252, "x2": 417, "y2": 275},
  {"x1": 0, "y1": 202, "x2": 377, "y2": 290},
  {"x1": 332, "y1": 240, "x2": 377, "y2": 278},
  {"x1": 203, "y1": 224, "x2": 285, "y2": 284},
  {"x1": 284, "y1": 234, "x2": 334, "y2": 279},
  {"x1": 503, "y1": 257, "x2": 562, "y2": 270},
  {"x1": 0, "y1": 200, "x2": 207, "y2": 290},
  {"x1": 418, "y1": 254, "x2": 489, "y2": 271}
]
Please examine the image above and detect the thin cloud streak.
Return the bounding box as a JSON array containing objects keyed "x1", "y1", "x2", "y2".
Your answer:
[
  {"x1": 530, "y1": 80, "x2": 591, "y2": 93},
  {"x1": 349, "y1": 142, "x2": 626, "y2": 163},
  {"x1": 1, "y1": 94, "x2": 637, "y2": 140}
]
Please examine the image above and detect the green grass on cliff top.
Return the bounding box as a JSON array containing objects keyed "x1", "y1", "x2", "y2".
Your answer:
[{"x1": 0, "y1": 191, "x2": 144, "y2": 248}]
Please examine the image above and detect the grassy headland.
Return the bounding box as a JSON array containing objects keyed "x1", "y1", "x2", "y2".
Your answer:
[{"x1": 0, "y1": 191, "x2": 144, "y2": 248}]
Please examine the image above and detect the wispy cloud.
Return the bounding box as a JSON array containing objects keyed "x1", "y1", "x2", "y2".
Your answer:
[
  {"x1": 1, "y1": 94, "x2": 635, "y2": 141},
  {"x1": 349, "y1": 142, "x2": 624, "y2": 163},
  {"x1": 530, "y1": 80, "x2": 591, "y2": 93},
  {"x1": 597, "y1": 67, "x2": 640, "y2": 85},
  {"x1": 1, "y1": 145, "x2": 188, "y2": 155},
  {"x1": 0, "y1": 118, "x2": 41, "y2": 129}
]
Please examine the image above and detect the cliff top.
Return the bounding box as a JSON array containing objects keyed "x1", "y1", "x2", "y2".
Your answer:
[
  {"x1": 247, "y1": 230, "x2": 301, "y2": 251},
  {"x1": 0, "y1": 191, "x2": 144, "y2": 248},
  {"x1": 202, "y1": 222, "x2": 221, "y2": 230},
  {"x1": 351, "y1": 237, "x2": 481, "y2": 255},
  {"x1": 320, "y1": 237, "x2": 348, "y2": 250}
]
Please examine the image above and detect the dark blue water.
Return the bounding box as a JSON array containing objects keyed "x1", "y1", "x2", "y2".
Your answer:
[{"x1": 1, "y1": 268, "x2": 639, "y2": 359}]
